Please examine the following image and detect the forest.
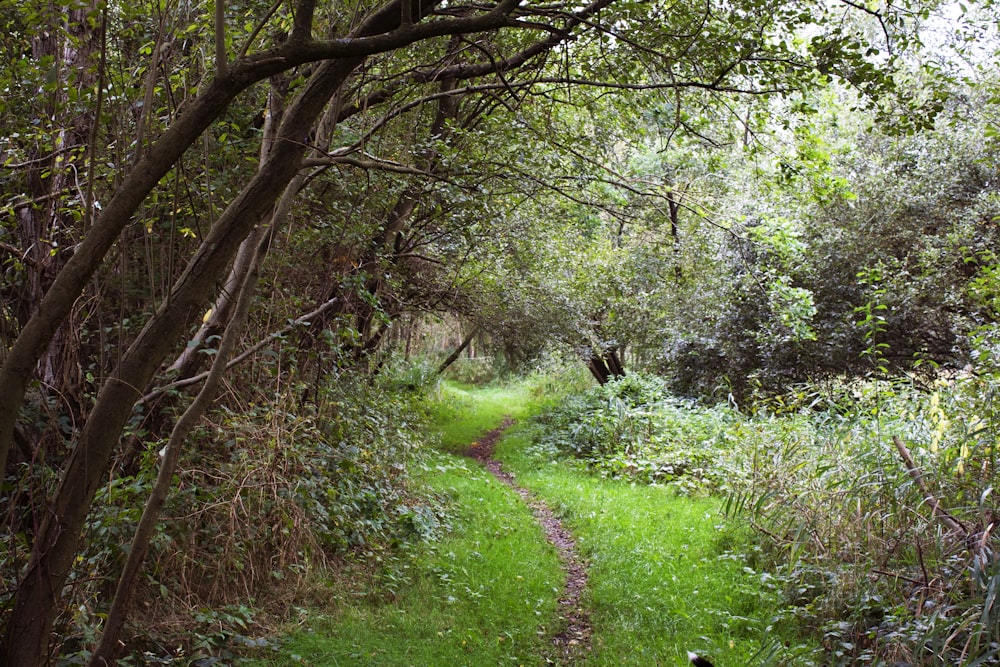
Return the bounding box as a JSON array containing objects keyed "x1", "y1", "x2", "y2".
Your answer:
[{"x1": 1, "y1": 0, "x2": 1000, "y2": 663}]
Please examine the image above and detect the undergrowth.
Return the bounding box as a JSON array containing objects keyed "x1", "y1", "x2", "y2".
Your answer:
[
  {"x1": 1, "y1": 362, "x2": 449, "y2": 664},
  {"x1": 530, "y1": 369, "x2": 1000, "y2": 666},
  {"x1": 247, "y1": 450, "x2": 563, "y2": 666},
  {"x1": 532, "y1": 373, "x2": 739, "y2": 494}
]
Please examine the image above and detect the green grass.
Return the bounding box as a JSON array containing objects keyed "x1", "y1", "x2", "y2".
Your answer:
[
  {"x1": 248, "y1": 383, "x2": 563, "y2": 666},
  {"x1": 425, "y1": 381, "x2": 537, "y2": 452},
  {"x1": 495, "y1": 416, "x2": 818, "y2": 666}
]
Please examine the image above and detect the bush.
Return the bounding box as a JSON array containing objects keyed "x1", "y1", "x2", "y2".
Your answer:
[
  {"x1": 727, "y1": 373, "x2": 1000, "y2": 666},
  {"x1": 443, "y1": 357, "x2": 497, "y2": 385},
  {"x1": 533, "y1": 373, "x2": 739, "y2": 493},
  {"x1": 4, "y1": 374, "x2": 449, "y2": 663},
  {"x1": 534, "y1": 367, "x2": 1000, "y2": 665}
]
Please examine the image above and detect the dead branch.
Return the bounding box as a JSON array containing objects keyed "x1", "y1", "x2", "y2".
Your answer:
[{"x1": 892, "y1": 435, "x2": 970, "y2": 537}]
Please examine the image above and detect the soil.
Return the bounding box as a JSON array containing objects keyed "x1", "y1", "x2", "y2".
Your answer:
[{"x1": 464, "y1": 418, "x2": 592, "y2": 665}]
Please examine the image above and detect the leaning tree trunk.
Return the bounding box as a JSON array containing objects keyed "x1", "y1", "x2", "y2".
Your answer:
[
  {"x1": 587, "y1": 346, "x2": 626, "y2": 385},
  {"x1": 0, "y1": 42, "x2": 288, "y2": 482},
  {"x1": 89, "y1": 208, "x2": 266, "y2": 666},
  {"x1": 167, "y1": 75, "x2": 289, "y2": 381},
  {"x1": 437, "y1": 326, "x2": 481, "y2": 375}
]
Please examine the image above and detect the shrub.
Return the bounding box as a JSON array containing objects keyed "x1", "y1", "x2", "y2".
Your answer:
[
  {"x1": 533, "y1": 373, "x2": 739, "y2": 493},
  {"x1": 3, "y1": 373, "x2": 448, "y2": 663},
  {"x1": 727, "y1": 373, "x2": 1000, "y2": 666},
  {"x1": 534, "y1": 367, "x2": 1000, "y2": 664}
]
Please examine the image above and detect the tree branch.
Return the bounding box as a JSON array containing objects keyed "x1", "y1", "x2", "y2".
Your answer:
[{"x1": 893, "y1": 435, "x2": 970, "y2": 537}]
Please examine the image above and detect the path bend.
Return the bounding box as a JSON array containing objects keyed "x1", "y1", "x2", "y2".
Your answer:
[{"x1": 464, "y1": 418, "x2": 592, "y2": 665}]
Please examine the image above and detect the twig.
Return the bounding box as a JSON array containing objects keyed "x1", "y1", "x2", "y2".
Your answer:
[
  {"x1": 872, "y1": 568, "x2": 926, "y2": 587},
  {"x1": 892, "y1": 435, "x2": 970, "y2": 536},
  {"x1": 139, "y1": 296, "x2": 341, "y2": 404}
]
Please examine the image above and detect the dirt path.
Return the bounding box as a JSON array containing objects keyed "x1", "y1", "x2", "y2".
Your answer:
[{"x1": 464, "y1": 418, "x2": 592, "y2": 665}]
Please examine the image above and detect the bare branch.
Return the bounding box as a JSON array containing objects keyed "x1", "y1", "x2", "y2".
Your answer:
[
  {"x1": 140, "y1": 297, "x2": 343, "y2": 404},
  {"x1": 302, "y1": 153, "x2": 445, "y2": 177},
  {"x1": 893, "y1": 435, "x2": 971, "y2": 538}
]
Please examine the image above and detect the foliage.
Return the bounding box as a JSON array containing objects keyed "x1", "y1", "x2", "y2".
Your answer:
[
  {"x1": 0, "y1": 373, "x2": 445, "y2": 662},
  {"x1": 722, "y1": 372, "x2": 1000, "y2": 665},
  {"x1": 442, "y1": 357, "x2": 497, "y2": 385},
  {"x1": 529, "y1": 364, "x2": 1000, "y2": 665},
  {"x1": 651, "y1": 73, "x2": 1000, "y2": 401},
  {"x1": 532, "y1": 373, "x2": 741, "y2": 494}
]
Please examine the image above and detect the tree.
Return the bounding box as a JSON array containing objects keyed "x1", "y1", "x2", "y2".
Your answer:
[
  {"x1": 0, "y1": 0, "x2": 926, "y2": 660},
  {"x1": 1, "y1": 0, "x2": 542, "y2": 660}
]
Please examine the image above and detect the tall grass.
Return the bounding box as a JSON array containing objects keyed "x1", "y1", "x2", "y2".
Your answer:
[{"x1": 727, "y1": 374, "x2": 1000, "y2": 666}]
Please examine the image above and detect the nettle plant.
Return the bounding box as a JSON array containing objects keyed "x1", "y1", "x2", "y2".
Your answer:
[{"x1": 533, "y1": 373, "x2": 738, "y2": 493}]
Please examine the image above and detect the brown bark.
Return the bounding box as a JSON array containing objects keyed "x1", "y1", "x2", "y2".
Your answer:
[
  {"x1": 437, "y1": 326, "x2": 481, "y2": 375},
  {"x1": 89, "y1": 211, "x2": 265, "y2": 667},
  {"x1": 587, "y1": 346, "x2": 625, "y2": 385},
  {"x1": 0, "y1": 49, "x2": 280, "y2": 482},
  {"x1": 587, "y1": 354, "x2": 611, "y2": 384},
  {"x1": 892, "y1": 436, "x2": 970, "y2": 537},
  {"x1": 168, "y1": 76, "x2": 289, "y2": 381}
]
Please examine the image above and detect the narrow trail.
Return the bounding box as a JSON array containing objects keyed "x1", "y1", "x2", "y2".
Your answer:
[{"x1": 464, "y1": 417, "x2": 592, "y2": 665}]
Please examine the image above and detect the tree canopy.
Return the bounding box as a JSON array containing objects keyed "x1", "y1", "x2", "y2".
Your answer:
[{"x1": 2, "y1": 0, "x2": 999, "y2": 661}]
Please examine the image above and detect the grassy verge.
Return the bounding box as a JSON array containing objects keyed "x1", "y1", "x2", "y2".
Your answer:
[
  {"x1": 250, "y1": 377, "x2": 816, "y2": 665},
  {"x1": 248, "y1": 382, "x2": 562, "y2": 666},
  {"x1": 494, "y1": 415, "x2": 818, "y2": 666}
]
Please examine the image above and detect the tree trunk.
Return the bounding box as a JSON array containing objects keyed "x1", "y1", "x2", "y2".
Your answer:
[
  {"x1": 167, "y1": 76, "x2": 289, "y2": 380},
  {"x1": 1, "y1": 54, "x2": 367, "y2": 667},
  {"x1": 587, "y1": 346, "x2": 625, "y2": 385},
  {"x1": 437, "y1": 326, "x2": 480, "y2": 375},
  {"x1": 89, "y1": 213, "x2": 265, "y2": 667},
  {"x1": 0, "y1": 48, "x2": 285, "y2": 481},
  {"x1": 317, "y1": 67, "x2": 464, "y2": 363}
]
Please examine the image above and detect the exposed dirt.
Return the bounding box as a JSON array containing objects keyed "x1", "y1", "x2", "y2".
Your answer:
[{"x1": 464, "y1": 418, "x2": 592, "y2": 665}]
